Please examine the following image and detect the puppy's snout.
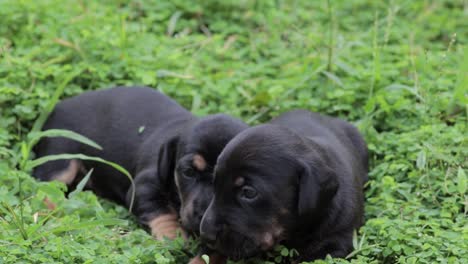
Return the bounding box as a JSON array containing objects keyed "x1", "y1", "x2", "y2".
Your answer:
[
  {"x1": 200, "y1": 206, "x2": 219, "y2": 245},
  {"x1": 200, "y1": 220, "x2": 218, "y2": 244}
]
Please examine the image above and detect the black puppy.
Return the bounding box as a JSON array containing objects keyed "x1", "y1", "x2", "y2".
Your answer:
[
  {"x1": 200, "y1": 109, "x2": 368, "y2": 262},
  {"x1": 33, "y1": 86, "x2": 247, "y2": 241}
]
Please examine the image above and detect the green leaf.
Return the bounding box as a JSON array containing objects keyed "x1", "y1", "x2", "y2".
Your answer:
[
  {"x1": 289, "y1": 249, "x2": 299, "y2": 257},
  {"x1": 167, "y1": 11, "x2": 182, "y2": 36},
  {"x1": 352, "y1": 229, "x2": 358, "y2": 249},
  {"x1": 274, "y1": 256, "x2": 282, "y2": 263},
  {"x1": 416, "y1": 150, "x2": 426, "y2": 170},
  {"x1": 322, "y1": 70, "x2": 344, "y2": 87},
  {"x1": 457, "y1": 167, "x2": 466, "y2": 195},
  {"x1": 201, "y1": 254, "x2": 210, "y2": 264},
  {"x1": 392, "y1": 244, "x2": 401, "y2": 251},
  {"x1": 37, "y1": 182, "x2": 66, "y2": 201},
  {"x1": 20, "y1": 142, "x2": 28, "y2": 162}
]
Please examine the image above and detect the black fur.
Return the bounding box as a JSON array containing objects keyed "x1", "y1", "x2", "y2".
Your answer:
[
  {"x1": 33, "y1": 86, "x2": 247, "y2": 235},
  {"x1": 200, "y1": 110, "x2": 368, "y2": 261}
]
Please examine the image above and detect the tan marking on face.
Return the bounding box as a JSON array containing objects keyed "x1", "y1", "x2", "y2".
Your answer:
[
  {"x1": 272, "y1": 224, "x2": 285, "y2": 242},
  {"x1": 279, "y1": 207, "x2": 289, "y2": 215},
  {"x1": 52, "y1": 159, "x2": 81, "y2": 185},
  {"x1": 148, "y1": 213, "x2": 187, "y2": 240},
  {"x1": 193, "y1": 154, "x2": 207, "y2": 171},
  {"x1": 261, "y1": 232, "x2": 274, "y2": 250},
  {"x1": 258, "y1": 219, "x2": 285, "y2": 251},
  {"x1": 234, "y1": 177, "x2": 245, "y2": 187}
]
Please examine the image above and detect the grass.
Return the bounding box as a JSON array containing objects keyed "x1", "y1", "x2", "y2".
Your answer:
[{"x1": 0, "y1": 0, "x2": 467, "y2": 263}]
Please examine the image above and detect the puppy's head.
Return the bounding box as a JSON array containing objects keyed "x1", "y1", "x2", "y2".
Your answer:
[
  {"x1": 174, "y1": 114, "x2": 247, "y2": 235},
  {"x1": 200, "y1": 124, "x2": 338, "y2": 259}
]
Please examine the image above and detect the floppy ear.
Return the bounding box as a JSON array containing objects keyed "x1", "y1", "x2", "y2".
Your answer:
[
  {"x1": 128, "y1": 136, "x2": 179, "y2": 221},
  {"x1": 156, "y1": 136, "x2": 179, "y2": 188},
  {"x1": 297, "y1": 159, "x2": 339, "y2": 217}
]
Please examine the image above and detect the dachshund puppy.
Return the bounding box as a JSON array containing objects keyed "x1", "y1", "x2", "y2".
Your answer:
[
  {"x1": 200, "y1": 109, "x2": 368, "y2": 262},
  {"x1": 33, "y1": 86, "x2": 247, "y2": 242}
]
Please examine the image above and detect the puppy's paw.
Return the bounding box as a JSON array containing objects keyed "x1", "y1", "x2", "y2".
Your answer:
[{"x1": 148, "y1": 213, "x2": 186, "y2": 240}]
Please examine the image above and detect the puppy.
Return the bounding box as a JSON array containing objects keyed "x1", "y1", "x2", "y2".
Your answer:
[
  {"x1": 33, "y1": 86, "x2": 247, "y2": 241},
  {"x1": 200, "y1": 109, "x2": 368, "y2": 262}
]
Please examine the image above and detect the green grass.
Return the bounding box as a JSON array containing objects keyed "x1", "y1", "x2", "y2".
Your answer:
[{"x1": 0, "y1": 0, "x2": 467, "y2": 263}]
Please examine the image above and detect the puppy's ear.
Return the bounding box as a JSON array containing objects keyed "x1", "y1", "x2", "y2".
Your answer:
[
  {"x1": 297, "y1": 160, "x2": 339, "y2": 217},
  {"x1": 156, "y1": 137, "x2": 179, "y2": 185}
]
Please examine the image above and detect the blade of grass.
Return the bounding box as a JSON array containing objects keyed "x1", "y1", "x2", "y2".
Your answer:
[
  {"x1": 26, "y1": 207, "x2": 59, "y2": 239},
  {"x1": 30, "y1": 70, "x2": 81, "y2": 133},
  {"x1": 26, "y1": 169, "x2": 94, "y2": 239},
  {"x1": 18, "y1": 177, "x2": 26, "y2": 240},
  {"x1": 369, "y1": 11, "x2": 381, "y2": 100},
  {"x1": 15, "y1": 71, "x2": 81, "y2": 239},
  {"x1": 20, "y1": 129, "x2": 103, "y2": 171},
  {"x1": 29, "y1": 218, "x2": 126, "y2": 242},
  {"x1": 345, "y1": 244, "x2": 378, "y2": 259},
  {"x1": 26, "y1": 154, "x2": 135, "y2": 212},
  {"x1": 28, "y1": 129, "x2": 103, "y2": 151},
  {"x1": 0, "y1": 202, "x2": 28, "y2": 240},
  {"x1": 69, "y1": 168, "x2": 93, "y2": 198},
  {"x1": 448, "y1": 46, "x2": 468, "y2": 114},
  {"x1": 326, "y1": 0, "x2": 334, "y2": 72}
]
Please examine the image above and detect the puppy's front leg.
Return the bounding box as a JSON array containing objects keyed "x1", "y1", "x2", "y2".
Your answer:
[
  {"x1": 128, "y1": 168, "x2": 185, "y2": 240},
  {"x1": 296, "y1": 232, "x2": 353, "y2": 262},
  {"x1": 148, "y1": 212, "x2": 186, "y2": 240}
]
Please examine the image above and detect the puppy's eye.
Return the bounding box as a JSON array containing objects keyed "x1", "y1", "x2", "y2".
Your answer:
[
  {"x1": 240, "y1": 186, "x2": 257, "y2": 200},
  {"x1": 182, "y1": 168, "x2": 197, "y2": 178}
]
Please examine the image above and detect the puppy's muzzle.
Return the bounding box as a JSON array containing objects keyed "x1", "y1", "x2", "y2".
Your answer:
[
  {"x1": 200, "y1": 216, "x2": 219, "y2": 246},
  {"x1": 200, "y1": 205, "x2": 220, "y2": 246}
]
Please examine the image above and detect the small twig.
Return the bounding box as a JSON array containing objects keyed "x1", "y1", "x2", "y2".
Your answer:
[{"x1": 222, "y1": 35, "x2": 237, "y2": 51}]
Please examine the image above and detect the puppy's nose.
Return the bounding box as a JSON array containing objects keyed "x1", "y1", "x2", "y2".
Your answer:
[
  {"x1": 200, "y1": 225, "x2": 218, "y2": 244},
  {"x1": 200, "y1": 218, "x2": 218, "y2": 243}
]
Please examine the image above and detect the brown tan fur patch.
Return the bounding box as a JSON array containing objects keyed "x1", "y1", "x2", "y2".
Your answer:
[
  {"x1": 148, "y1": 213, "x2": 186, "y2": 240},
  {"x1": 258, "y1": 219, "x2": 285, "y2": 251},
  {"x1": 261, "y1": 232, "x2": 274, "y2": 250},
  {"x1": 192, "y1": 154, "x2": 207, "y2": 171},
  {"x1": 279, "y1": 207, "x2": 289, "y2": 215},
  {"x1": 234, "y1": 177, "x2": 244, "y2": 187},
  {"x1": 52, "y1": 159, "x2": 81, "y2": 185}
]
